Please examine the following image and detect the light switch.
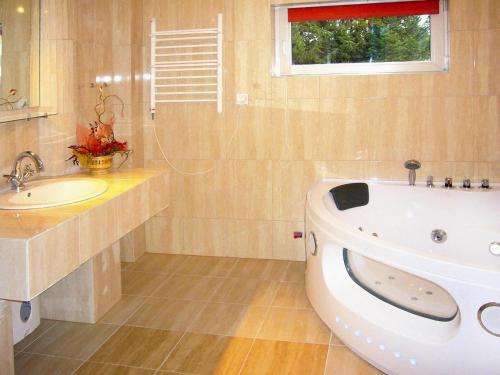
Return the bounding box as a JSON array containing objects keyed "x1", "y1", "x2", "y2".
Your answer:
[{"x1": 236, "y1": 93, "x2": 249, "y2": 105}]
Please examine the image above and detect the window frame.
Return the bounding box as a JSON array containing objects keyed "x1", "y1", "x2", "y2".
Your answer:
[{"x1": 273, "y1": 0, "x2": 449, "y2": 76}]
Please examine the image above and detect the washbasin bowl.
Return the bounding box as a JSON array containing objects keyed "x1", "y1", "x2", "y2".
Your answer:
[{"x1": 0, "y1": 178, "x2": 108, "y2": 210}]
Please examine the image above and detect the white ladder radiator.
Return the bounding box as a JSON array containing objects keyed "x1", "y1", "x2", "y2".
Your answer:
[{"x1": 150, "y1": 14, "x2": 223, "y2": 118}]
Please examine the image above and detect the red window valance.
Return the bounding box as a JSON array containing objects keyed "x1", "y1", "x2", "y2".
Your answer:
[{"x1": 288, "y1": 0, "x2": 440, "y2": 22}]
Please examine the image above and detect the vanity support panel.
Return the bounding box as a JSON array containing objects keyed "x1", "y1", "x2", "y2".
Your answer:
[
  {"x1": 120, "y1": 224, "x2": 146, "y2": 262},
  {"x1": 39, "y1": 243, "x2": 121, "y2": 323},
  {"x1": 0, "y1": 300, "x2": 14, "y2": 375}
]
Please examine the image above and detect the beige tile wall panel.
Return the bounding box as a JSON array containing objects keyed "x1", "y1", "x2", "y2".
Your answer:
[
  {"x1": 142, "y1": 1, "x2": 498, "y2": 261},
  {"x1": 0, "y1": 300, "x2": 14, "y2": 375},
  {"x1": 0, "y1": 169, "x2": 169, "y2": 301}
]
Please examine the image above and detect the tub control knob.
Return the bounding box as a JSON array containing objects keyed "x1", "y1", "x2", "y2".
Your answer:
[
  {"x1": 481, "y1": 179, "x2": 490, "y2": 189},
  {"x1": 462, "y1": 179, "x2": 471, "y2": 189},
  {"x1": 490, "y1": 242, "x2": 500, "y2": 256},
  {"x1": 426, "y1": 176, "x2": 434, "y2": 188},
  {"x1": 444, "y1": 177, "x2": 453, "y2": 188},
  {"x1": 478, "y1": 303, "x2": 500, "y2": 336}
]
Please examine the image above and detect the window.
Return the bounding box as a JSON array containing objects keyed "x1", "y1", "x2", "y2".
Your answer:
[{"x1": 273, "y1": 0, "x2": 448, "y2": 76}]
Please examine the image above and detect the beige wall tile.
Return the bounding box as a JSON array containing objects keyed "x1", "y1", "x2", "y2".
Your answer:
[
  {"x1": 272, "y1": 221, "x2": 305, "y2": 261},
  {"x1": 474, "y1": 96, "x2": 499, "y2": 163},
  {"x1": 287, "y1": 76, "x2": 320, "y2": 99},
  {"x1": 217, "y1": 219, "x2": 273, "y2": 258},
  {"x1": 474, "y1": 29, "x2": 500, "y2": 96},
  {"x1": 166, "y1": 160, "x2": 216, "y2": 218},
  {"x1": 221, "y1": 101, "x2": 273, "y2": 160},
  {"x1": 145, "y1": 216, "x2": 184, "y2": 254},
  {"x1": 182, "y1": 218, "x2": 219, "y2": 256},
  {"x1": 234, "y1": 40, "x2": 272, "y2": 99},
  {"x1": 215, "y1": 160, "x2": 273, "y2": 220}
]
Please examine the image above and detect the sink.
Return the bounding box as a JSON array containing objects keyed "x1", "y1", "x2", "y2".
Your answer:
[{"x1": 0, "y1": 178, "x2": 109, "y2": 210}]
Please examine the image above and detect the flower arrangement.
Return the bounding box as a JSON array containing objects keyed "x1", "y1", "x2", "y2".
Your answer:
[{"x1": 68, "y1": 85, "x2": 131, "y2": 172}]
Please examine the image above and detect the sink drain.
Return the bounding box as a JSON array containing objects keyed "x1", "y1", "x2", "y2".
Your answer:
[{"x1": 431, "y1": 229, "x2": 447, "y2": 243}]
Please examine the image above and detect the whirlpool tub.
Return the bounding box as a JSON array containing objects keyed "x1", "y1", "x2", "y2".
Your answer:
[{"x1": 305, "y1": 179, "x2": 500, "y2": 375}]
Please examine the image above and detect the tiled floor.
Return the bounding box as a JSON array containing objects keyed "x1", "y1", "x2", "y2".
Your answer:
[{"x1": 14, "y1": 254, "x2": 384, "y2": 375}]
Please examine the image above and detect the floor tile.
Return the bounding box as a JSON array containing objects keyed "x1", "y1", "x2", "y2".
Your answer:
[
  {"x1": 121, "y1": 271, "x2": 168, "y2": 296},
  {"x1": 189, "y1": 302, "x2": 268, "y2": 338},
  {"x1": 121, "y1": 262, "x2": 131, "y2": 271},
  {"x1": 330, "y1": 334, "x2": 346, "y2": 346},
  {"x1": 126, "y1": 254, "x2": 187, "y2": 274},
  {"x1": 283, "y1": 261, "x2": 306, "y2": 284},
  {"x1": 14, "y1": 353, "x2": 82, "y2": 375},
  {"x1": 14, "y1": 319, "x2": 57, "y2": 352},
  {"x1": 160, "y1": 333, "x2": 253, "y2": 375},
  {"x1": 212, "y1": 278, "x2": 279, "y2": 306},
  {"x1": 239, "y1": 339, "x2": 328, "y2": 375},
  {"x1": 272, "y1": 282, "x2": 311, "y2": 309},
  {"x1": 324, "y1": 346, "x2": 385, "y2": 374},
  {"x1": 23, "y1": 322, "x2": 117, "y2": 360},
  {"x1": 125, "y1": 298, "x2": 207, "y2": 331},
  {"x1": 174, "y1": 256, "x2": 238, "y2": 277},
  {"x1": 153, "y1": 274, "x2": 223, "y2": 301},
  {"x1": 257, "y1": 307, "x2": 330, "y2": 344},
  {"x1": 89, "y1": 326, "x2": 182, "y2": 369},
  {"x1": 99, "y1": 295, "x2": 147, "y2": 325},
  {"x1": 74, "y1": 362, "x2": 155, "y2": 374},
  {"x1": 229, "y1": 259, "x2": 289, "y2": 280}
]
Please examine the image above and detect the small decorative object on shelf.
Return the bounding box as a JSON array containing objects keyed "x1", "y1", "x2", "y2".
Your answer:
[
  {"x1": 68, "y1": 85, "x2": 132, "y2": 175},
  {"x1": 0, "y1": 89, "x2": 24, "y2": 110}
]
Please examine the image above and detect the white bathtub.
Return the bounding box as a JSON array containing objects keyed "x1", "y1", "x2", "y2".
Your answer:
[{"x1": 305, "y1": 179, "x2": 500, "y2": 375}]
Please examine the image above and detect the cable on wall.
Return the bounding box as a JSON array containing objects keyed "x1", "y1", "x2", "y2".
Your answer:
[{"x1": 150, "y1": 14, "x2": 232, "y2": 176}]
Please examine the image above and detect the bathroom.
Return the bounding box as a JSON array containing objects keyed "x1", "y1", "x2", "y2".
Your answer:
[{"x1": 0, "y1": 0, "x2": 498, "y2": 374}]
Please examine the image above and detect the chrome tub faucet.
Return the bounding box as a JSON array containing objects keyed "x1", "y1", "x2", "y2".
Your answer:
[
  {"x1": 3, "y1": 151, "x2": 44, "y2": 192},
  {"x1": 426, "y1": 176, "x2": 434, "y2": 188},
  {"x1": 404, "y1": 160, "x2": 421, "y2": 186}
]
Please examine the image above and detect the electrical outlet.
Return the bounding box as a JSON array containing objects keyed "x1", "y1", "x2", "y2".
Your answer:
[{"x1": 236, "y1": 93, "x2": 249, "y2": 105}]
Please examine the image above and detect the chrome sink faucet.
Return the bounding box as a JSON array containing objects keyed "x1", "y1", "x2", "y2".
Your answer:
[
  {"x1": 404, "y1": 160, "x2": 421, "y2": 186},
  {"x1": 3, "y1": 151, "x2": 44, "y2": 192}
]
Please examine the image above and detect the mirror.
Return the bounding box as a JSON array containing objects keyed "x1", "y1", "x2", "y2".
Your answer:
[{"x1": 0, "y1": 0, "x2": 39, "y2": 111}]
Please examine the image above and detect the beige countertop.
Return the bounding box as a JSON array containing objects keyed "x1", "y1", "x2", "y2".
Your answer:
[{"x1": 0, "y1": 168, "x2": 169, "y2": 301}]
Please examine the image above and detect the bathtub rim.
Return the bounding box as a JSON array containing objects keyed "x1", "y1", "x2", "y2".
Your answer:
[{"x1": 305, "y1": 178, "x2": 500, "y2": 290}]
